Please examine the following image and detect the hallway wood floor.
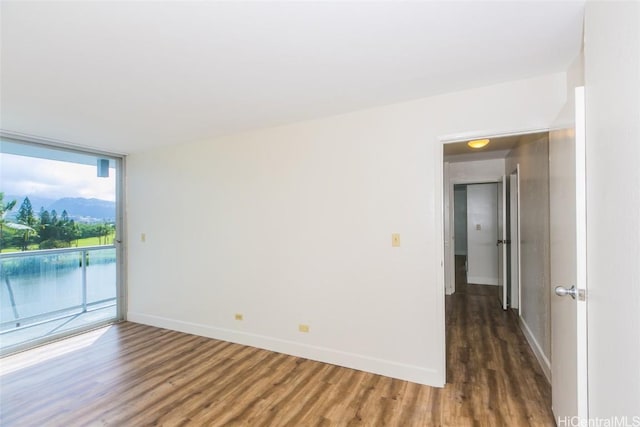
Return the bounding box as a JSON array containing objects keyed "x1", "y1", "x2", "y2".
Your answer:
[{"x1": 0, "y1": 288, "x2": 554, "y2": 426}]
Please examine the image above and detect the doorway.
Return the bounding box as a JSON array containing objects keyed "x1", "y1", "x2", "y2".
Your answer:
[
  {"x1": 453, "y1": 183, "x2": 500, "y2": 293},
  {"x1": 442, "y1": 131, "x2": 553, "y2": 381},
  {"x1": 442, "y1": 132, "x2": 555, "y2": 423}
]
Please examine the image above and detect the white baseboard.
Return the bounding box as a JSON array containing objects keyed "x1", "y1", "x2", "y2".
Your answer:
[
  {"x1": 518, "y1": 315, "x2": 551, "y2": 382},
  {"x1": 127, "y1": 311, "x2": 443, "y2": 387},
  {"x1": 466, "y1": 275, "x2": 498, "y2": 286}
]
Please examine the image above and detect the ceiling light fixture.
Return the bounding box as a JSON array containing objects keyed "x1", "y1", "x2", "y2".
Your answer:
[{"x1": 467, "y1": 138, "x2": 490, "y2": 149}]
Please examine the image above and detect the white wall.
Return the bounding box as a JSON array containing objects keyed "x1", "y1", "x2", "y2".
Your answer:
[
  {"x1": 453, "y1": 186, "x2": 467, "y2": 256},
  {"x1": 127, "y1": 73, "x2": 566, "y2": 387},
  {"x1": 584, "y1": 2, "x2": 640, "y2": 418},
  {"x1": 448, "y1": 158, "x2": 506, "y2": 183},
  {"x1": 466, "y1": 183, "x2": 498, "y2": 285}
]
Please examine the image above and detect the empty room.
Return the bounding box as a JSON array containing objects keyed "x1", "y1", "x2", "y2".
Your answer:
[{"x1": 1, "y1": 1, "x2": 638, "y2": 426}]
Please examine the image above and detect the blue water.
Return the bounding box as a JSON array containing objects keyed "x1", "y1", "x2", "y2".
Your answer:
[{"x1": 0, "y1": 249, "x2": 117, "y2": 325}]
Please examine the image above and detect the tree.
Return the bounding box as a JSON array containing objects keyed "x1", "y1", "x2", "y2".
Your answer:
[
  {"x1": 37, "y1": 208, "x2": 79, "y2": 249},
  {"x1": 39, "y1": 207, "x2": 50, "y2": 225},
  {"x1": 39, "y1": 208, "x2": 52, "y2": 241},
  {"x1": 58, "y1": 210, "x2": 78, "y2": 246},
  {"x1": 16, "y1": 197, "x2": 36, "y2": 227},
  {"x1": 15, "y1": 197, "x2": 37, "y2": 250},
  {"x1": 60, "y1": 219, "x2": 80, "y2": 247},
  {"x1": 97, "y1": 223, "x2": 107, "y2": 245},
  {"x1": 0, "y1": 192, "x2": 17, "y2": 252}
]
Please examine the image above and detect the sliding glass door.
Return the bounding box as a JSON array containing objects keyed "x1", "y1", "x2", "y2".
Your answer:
[{"x1": 0, "y1": 137, "x2": 124, "y2": 354}]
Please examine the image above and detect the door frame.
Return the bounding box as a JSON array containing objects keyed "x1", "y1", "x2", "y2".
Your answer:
[
  {"x1": 437, "y1": 127, "x2": 548, "y2": 385},
  {"x1": 498, "y1": 175, "x2": 507, "y2": 309},
  {"x1": 508, "y1": 165, "x2": 522, "y2": 312}
]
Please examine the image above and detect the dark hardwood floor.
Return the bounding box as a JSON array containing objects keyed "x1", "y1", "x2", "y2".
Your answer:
[{"x1": 0, "y1": 272, "x2": 554, "y2": 426}]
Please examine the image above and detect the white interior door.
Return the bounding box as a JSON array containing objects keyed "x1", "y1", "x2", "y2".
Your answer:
[
  {"x1": 497, "y1": 175, "x2": 507, "y2": 310},
  {"x1": 466, "y1": 184, "x2": 499, "y2": 286},
  {"x1": 549, "y1": 87, "x2": 588, "y2": 421}
]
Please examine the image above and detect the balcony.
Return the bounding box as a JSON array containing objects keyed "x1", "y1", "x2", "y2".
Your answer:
[{"x1": 0, "y1": 245, "x2": 117, "y2": 354}]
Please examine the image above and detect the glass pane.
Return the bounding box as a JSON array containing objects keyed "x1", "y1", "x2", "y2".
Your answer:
[
  {"x1": 86, "y1": 248, "x2": 117, "y2": 305},
  {"x1": 1, "y1": 252, "x2": 83, "y2": 322},
  {"x1": 0, "y1": 138, "x2": 120, "y2": 353}
]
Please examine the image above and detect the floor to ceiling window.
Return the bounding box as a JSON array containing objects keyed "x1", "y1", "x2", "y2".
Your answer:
[{"x1": 0, "y1": 137, "x2": 124, "y2": 354}]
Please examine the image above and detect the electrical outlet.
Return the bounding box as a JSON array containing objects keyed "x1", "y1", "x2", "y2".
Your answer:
[
  {"x1": 298, "y1": 324, "x2": 310, "y2": 333},
  {"x1": 476, "y1": 224, "x2": 481, "y2": 231},
  {"x1": 235, "y1": 313, "x2": 243, "y2": 321}
]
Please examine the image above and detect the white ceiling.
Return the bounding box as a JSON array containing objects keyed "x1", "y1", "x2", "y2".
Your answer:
[{"x1": 0, "y1": 1, "x2": 585, "y2": 154}]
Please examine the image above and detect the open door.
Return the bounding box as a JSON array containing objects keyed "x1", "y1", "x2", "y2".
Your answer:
[
  {"x1": 497, "y1": 175, "x2": 507, "y2": 310},
  {"x1": 549, "y1": 87, "x2": 588, "y2": 421}
]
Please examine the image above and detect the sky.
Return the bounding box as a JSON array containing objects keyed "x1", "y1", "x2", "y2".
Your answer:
[{"x1": 0, "y1": 153, "x2": 116, "y2": 202}]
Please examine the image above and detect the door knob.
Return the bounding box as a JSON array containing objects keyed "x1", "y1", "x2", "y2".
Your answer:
[{"x1": 555, "y1": 285, "x2": 577, "y2": 299}]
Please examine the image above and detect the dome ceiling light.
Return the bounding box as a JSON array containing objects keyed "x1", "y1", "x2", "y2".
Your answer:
[{"x1": 467, "y1": 139, "x2": 490, "y2": 149}]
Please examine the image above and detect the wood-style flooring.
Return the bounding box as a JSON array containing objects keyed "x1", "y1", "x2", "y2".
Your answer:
[{"x1": 0, "y1": 273, "x2": 554, "y2": 426}]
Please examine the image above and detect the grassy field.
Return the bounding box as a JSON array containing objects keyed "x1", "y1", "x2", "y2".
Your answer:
[{"x1": 0, "y1": 234, "x2": 115, "y2": 254}]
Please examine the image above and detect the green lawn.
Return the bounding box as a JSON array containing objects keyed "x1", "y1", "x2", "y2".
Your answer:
[
  {"x1": 74, "y1": 236, "x2": 116, "y2": 247},
  {"x1": 0, "y1": 234, "x2": 115, "y2": 253},
  {"x1": 0, "y1": 245, "x2": 40, "y2": 253}
]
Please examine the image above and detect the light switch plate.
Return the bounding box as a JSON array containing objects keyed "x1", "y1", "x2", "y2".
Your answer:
[{"x1": 392, "y1": 233, "x2": 401, "y2": 247}]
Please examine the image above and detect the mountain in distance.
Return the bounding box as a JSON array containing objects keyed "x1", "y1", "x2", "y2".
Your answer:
[
  {"x1": 48, "y1": 198, "x2": 115, "y2": 222},
  {"x1": 4, "y1": 195, "x2": 57, "y2": 216},
  {"x1": 4, "y1": 195, "x2": 115, "y2": 223}
]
